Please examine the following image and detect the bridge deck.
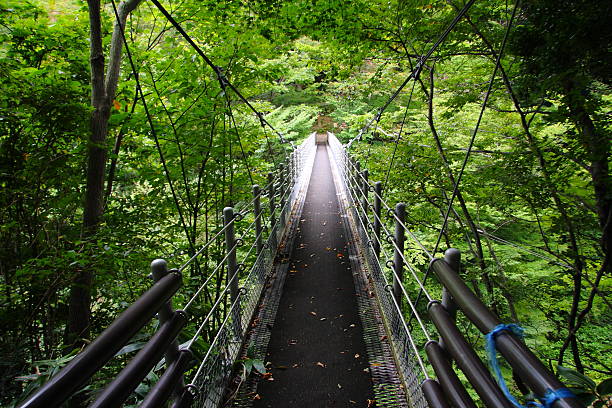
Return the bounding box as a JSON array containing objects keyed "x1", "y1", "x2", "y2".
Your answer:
[{"x1": 253, "y1": 144, "x2": 374, "y2": 406}]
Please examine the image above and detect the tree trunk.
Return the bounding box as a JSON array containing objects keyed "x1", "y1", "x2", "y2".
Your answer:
[{"x1": 65, "y1": 0, "x2": 142, "y2": 351}]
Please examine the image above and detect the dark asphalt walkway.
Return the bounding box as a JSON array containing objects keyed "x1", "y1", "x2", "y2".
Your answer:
[{"x1": 254, "y1": 144, "x2": 375, "y2": 407}]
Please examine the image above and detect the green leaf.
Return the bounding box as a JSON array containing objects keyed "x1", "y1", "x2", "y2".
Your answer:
[
  {"x1": 114, "y1": 341, "x2": 147, "y2": 357},
  {"x1": 557, "y1": 366, "x2": 596, "y2": 390},
  {"x1": 252, "y1": 359, "x2": 266, "y2": 374}
]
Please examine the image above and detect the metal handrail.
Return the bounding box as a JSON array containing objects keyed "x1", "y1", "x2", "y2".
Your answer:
[{"x1": 20, "y1": 272, "x2": 182, "y2": 408}]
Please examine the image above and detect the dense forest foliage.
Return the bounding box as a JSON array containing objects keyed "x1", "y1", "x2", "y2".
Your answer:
[{"x1": 0, "y1": 0, "x2": 610, "y2": 406}]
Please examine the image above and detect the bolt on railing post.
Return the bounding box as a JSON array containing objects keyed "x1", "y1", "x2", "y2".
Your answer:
[
  {"x1": 253, "y1": 185, "x2": 263, "y2": 255},
  {"x1": 373, "y1": 181, "x2": 382, "y2": 258},
  {"x1": 151, "y1": 259, "x2": 182, "y2": 399},
  {"x1": 393, "y1": 203, "x2": 406, "y2": 307},
  {"x1": 361, "y1": 169, "x2": 369, "y2": 228},
  {"x1": 223, "y1": 207, "x2": 241, "y2": 335}
]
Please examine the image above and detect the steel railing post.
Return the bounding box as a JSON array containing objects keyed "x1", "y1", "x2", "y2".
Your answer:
[
  {"x1": 361, "y1": 168, "x2": 369, "y2": 229},
  {"x1": 268, "y1": 172, "x2": 277, "y2": 250},
  {"x1": 223, "y1": 207, "x2": 241, "y2": 335},
  {"x1": 440, "y1": 248, "x2": 460, "y2": 350},
  {"x1": 393, "y1": 203, "x2": 406, "y2": 307},
  {"x1": 291, "y1": 150, "x2": 296, "y2": 187},
  {"x1": 253, "y1": 185, "x2": 263, "y2": 255},
  {"x1": 268, "y1": 172, "x2": 276, "y2": 226},
  {"x1": 151, "y1": 259, "x2": 182, "y2": 399},
  {"x1": 280, "y1": 161, "x2": 288, "y2": 228},
  {"x1": 373, "y1": 181, "x2": 382, "y2": 258},
  {"x1": 354, "y1": 161, "x2": 361, "y2": 202},
  {"x1": 279, "y1": 163, "x2": 286, "y2": 212}
]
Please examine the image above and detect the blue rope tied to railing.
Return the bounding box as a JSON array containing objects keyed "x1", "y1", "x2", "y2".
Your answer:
[
  {"x1": 486, "y1": 324, "x2": 526, "y2": 408},
  {"x1": 527, "y1": 388, "x2": 576, "y2": 408},
  {"x1": 486, "y1": 324, "x2": 576, "y2": 408}
]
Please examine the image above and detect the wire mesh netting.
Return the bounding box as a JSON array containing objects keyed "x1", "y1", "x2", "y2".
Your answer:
[
  {"x1": 190, "y1": 134, "x2": 317, "y2": 408},
  {"x1": 328, "y1": 133, "x2": 428, "y2": 408}
]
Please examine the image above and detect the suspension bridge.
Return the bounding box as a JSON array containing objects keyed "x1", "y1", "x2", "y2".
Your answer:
[
  {"x1": 19, "y1": 132, "x2": 579, "y2": 408},
  {"x1": 16, "y1": 0, "x2": 586, "y2": 407}
]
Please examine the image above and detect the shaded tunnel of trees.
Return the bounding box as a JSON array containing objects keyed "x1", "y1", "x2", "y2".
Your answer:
[{"x1": 0, "y1": 0, "x2": 610, "y2": 406}]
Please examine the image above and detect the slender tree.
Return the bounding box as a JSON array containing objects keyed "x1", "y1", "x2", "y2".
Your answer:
[{"x1": 65, "y1": 0, "x2": 143, "y2": 349}]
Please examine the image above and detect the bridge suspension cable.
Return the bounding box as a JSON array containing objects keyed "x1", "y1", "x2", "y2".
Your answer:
[
  {"x1": 383, "y1": 80, "x2": 417, "y2": 191},
  {"x1": 110, "y1": 0, "x2": 198, "y2": 256},
  {"x1": 149, "y1": 0, "x2": 288, "y2": 145},
  {"x1": 347, "y1": 0, "x2": 477, "y2": 149},
  {"x1": 405, "y1": 0, "x2": 521, "y2": 324}
]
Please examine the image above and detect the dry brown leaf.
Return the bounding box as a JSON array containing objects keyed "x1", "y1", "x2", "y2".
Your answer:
[{"x1": 316, "y1": 362, "x2": 326, "y2": 368}]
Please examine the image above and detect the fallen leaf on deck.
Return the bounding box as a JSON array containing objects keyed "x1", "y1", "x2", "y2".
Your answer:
[
  {"x1": 252, "y1": 394, "x2": 261, "y2": 400},
  {"x1": 367, "y1": 399, "x2": 376, "y2": 407},
  {"x1": 320, "y1": 317, "x2": 327, "y2": 321},
  {"x1": 310, "y1": 311, "x2": 317, "y2": 316},
  {"x1": 316, "y1": 362, "x2": 326, "y2": 368},
  {"x1": 354, "y1": 353, "x2": 360, "y2": 358},
  {"x1": 337, "y1": 384, "x2": 342, "y2": 389}
]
